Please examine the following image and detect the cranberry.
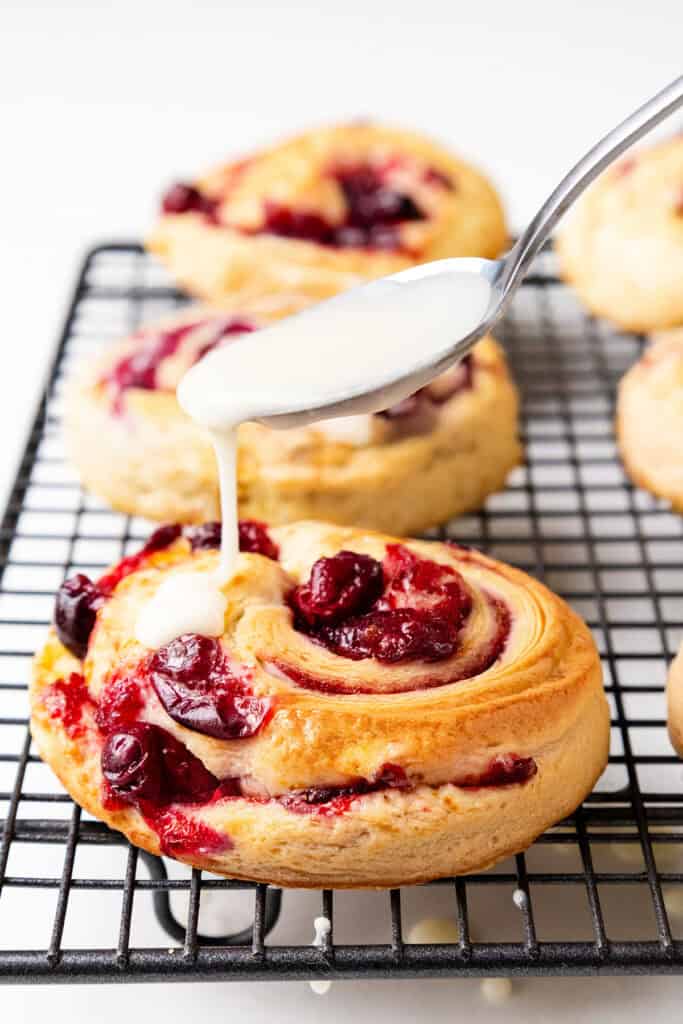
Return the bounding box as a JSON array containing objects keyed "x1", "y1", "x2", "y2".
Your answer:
[
  {"x1": 54, "y1": 574, "x2": 103, "y2": 659},
  {"x1": 338, "y1": 165, "x2": 424, "y2": 227},
  {"x1": 184, "y1": 520, "x2": 279, "y2": 560},
  {"x1": 102, "y1": 721, "x2": 219, "y2": 806},
  {"x1": 102, "y1": 723, "x2": 163, "y2": 803},
  {"x1": 262, "y1": 203, "x2": 335, "y2": 244},
  {"x1": 43, "y1": 673, "x2": 92, "y2": 738},
  {"x1": 147, "y1": 634, "x2": 273, "y2": 740},
  {"x1": 238, "y1": 520, "x2": 280, "y2": 560},
  {"x1": 161, "y1": 182, "x2": 219, "y2": 220},
  {"x1": 290, "y1": 551, "x2": 384, "y2": 627},
  {"x1": 144, "y1": 523, "x2": 183, "y2": 553},
  {"x1": 319, "y1": 607, "x2": 459, "y2": 663},
  {"x1": 157, "y1": 728, "x2": 219, "y2": 801},
  {"x1": 185, "y1": 522, "x2": 222, "y2": 551},
  {"x1": 379, "y1": 544, "x2": 471, "y2": 623}
]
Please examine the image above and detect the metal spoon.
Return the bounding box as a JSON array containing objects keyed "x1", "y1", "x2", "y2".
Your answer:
[{"x1": 180, "y1": 75, "x2": 683, "y2": 432}]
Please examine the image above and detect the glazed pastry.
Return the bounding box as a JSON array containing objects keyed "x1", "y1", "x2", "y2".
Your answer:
[
  {"x1": 557, "y1": 136, "x2": 683, "y2": 331},
  {"x1": 31, "y1": 520, "x2": 609, "y2": 888},
  {"x1": 617, "y1": 329, "x2": 683, "y2": 509},
  {"x1": 667, "y1": 644, "x2": 683, "y2": 755},
  {"x1": 147, "y1": 122, "x2": 508, "y2": 303},
  {"x1": 64, "y1": 303, "x2": 521, "y2": 532}
]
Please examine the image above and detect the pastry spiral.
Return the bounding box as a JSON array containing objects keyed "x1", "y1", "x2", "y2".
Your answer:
[
  {"x1": 31, "y1": 521, "x2": 608, "y2": 888},
  {"x1": 557, "y1": 136, "x2": 683, "y2": 331},
  {"x1": 617, "y1": 329, "x2": 683, "y2": 509},
  {"x1": 64, "y1": 302, "x2": 520, "y2": 531},
  {"x1": 147, "y1": 122, "x2": 508, "y2": 303}
]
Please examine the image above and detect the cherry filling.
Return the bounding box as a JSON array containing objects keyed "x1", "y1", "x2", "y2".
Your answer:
[
  {"x1": 43, "y1": 673, "x2": 92, "y2": 738},
  {"x1": 259, "y1": 162, "x2": 430, "y2": 251},
  {"x1": 103, "y1": 317, "x2": 254, "y2": 412},
  {"x1": 460, "y1": 754, "x2": 537, "y2": 788},
  {"x1": 279, "y1": 762, "x2": 409, "y2": 815},
  {"x1": 290, "y1": 544, "x2": 472, "y2": 664},
  {"x1": 185, "y1": 520, "x2": 279, "y2": 560},
  {"x1": 146, "y1": 634, "x2": 273, "y2": 740}
]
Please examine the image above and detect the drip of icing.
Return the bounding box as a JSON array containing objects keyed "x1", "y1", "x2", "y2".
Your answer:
[
  {"x1": 309, "y1": 916, "x2": 332, "y2": 996},
  {"x1": 135, "y1": 573, "x2": 227, "y2": 649},
  {"x1": 135, "y1": 268, "x2": 491, "y2": 645}
]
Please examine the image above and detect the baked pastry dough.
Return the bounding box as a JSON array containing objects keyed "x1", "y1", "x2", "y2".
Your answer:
[
  {"x1": 668, "y1": 644, "x2": 683, "y2": 755},
  {"x1": 557, "y1": 137, "x2": 683, "y2": 331},
  {"x1": 147, "y1": 122, "x2": 508, "y2": 303},
  {"x1": 64, "y1": 303, "x2": 521, "y2": 532},
  {"x1": 617, "y1": 329, "x2": 683, "y2": 509},
  {"x1": 31, "y1": 521, "x2": 609, "y2": 888}
]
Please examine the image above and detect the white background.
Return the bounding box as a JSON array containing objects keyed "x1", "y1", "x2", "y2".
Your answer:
[{"x1": 2, "y1": 0, "x2": 683, "y2": 1019}]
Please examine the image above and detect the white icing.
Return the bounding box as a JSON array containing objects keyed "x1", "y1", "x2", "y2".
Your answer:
[
  {"x1": 480, "y1": 978, "x2": 513, "y2": 1004},
  {"x1": 134, "y1": 572, "x2": 227, "y2": 649},
  {"x1": 313, "y1": 414, "x2": 373, "y2": 446},
  {"x1": 512, "y1": 888, "x2": 527, "y2": 910},
  {"x1": 309, "y1": 915, "x2": 332, "y2": 995},
  {"x1": 135, "y1": 264, "x2": 491, "y2": 645},
  {"x1": 178, "y1": 268, "x2": 491, "y2": 433}
]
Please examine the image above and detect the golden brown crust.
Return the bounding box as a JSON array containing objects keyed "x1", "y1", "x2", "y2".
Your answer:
[
  {"x1": 63, "y1": 304, "x2": 521, "y2": 531},
  {"x1": 667, "y1": 646, "x2": 683, "y2": 756},
  {"x1": 31, "y1": 521, "x2": 609, "y2": 888},
  {"x1": 147, "y1": 122, "x2": 508, "y2": 303},
  {"x1": 616, "y1": 329, "x2": 683, "y2": 508},
  {"x1": 557, "y1": 136, "x2": 683, "y2": 332}
]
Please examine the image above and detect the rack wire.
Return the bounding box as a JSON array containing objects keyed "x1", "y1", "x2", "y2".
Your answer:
[{"x1": 1, "y1": 241, "x2": 683, "y2": 982}]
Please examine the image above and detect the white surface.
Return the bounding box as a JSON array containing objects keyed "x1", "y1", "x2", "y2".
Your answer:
[{"x1": 3, "y1": 0, "x2": 683, "y2": 1019}]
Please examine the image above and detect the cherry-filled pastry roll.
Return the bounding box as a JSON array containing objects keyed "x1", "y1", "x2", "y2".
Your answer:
[
  {"x1": 31, "y1": 521, "x2": 609, "y2": 888},
  {"x1": 557, "y1": 136, "x2": 683, "y2": 332},
  {"x1": 64, "y1": 303, "x2": 521, "y2": 532},
  {"x1": 617, "y1": 329, "x2": 683, "y2": 510},
  {"x1": 667, "y1": 643, "x2": 683, "y2": 756},
  {"x1": 147, "y1": 122, "x2": 508, "y2": 302}
]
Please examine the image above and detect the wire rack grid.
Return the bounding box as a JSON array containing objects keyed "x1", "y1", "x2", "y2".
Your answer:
[{"x1": 1, "y1": 242, "x2": 683, "y2": 983}]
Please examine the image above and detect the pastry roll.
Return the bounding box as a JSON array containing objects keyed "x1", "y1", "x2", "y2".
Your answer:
[{"x1": 31, "y1": 521, "x2": 609, "y2": 888}]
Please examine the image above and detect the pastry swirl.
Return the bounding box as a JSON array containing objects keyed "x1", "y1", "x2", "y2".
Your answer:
[
  {"x1": 31, "y1": 521, "x2": 609, "y2": 888},
  {"x1": 64, "y1": 302, "x2": 520, "y2": 531},
  {"x1": 147, "y1": 122, "x2": 508, "y2": 303}
]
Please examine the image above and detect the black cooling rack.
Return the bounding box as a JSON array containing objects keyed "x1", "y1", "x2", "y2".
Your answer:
[{"x1": 1, "y1": 242, "x2": 683, "y2": 983}]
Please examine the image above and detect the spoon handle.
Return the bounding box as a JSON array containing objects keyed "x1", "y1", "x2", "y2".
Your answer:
[{"x1": 501, "y1": 74, "x2": 683, "y2": 294}]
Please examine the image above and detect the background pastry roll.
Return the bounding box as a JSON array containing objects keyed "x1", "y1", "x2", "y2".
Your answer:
[
  {"x1": 148, "y1": 121, "x2": 508, "y2": 303},
  {"x1": 64, "y1": 300, "x2": 521, "y2": 533}
]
